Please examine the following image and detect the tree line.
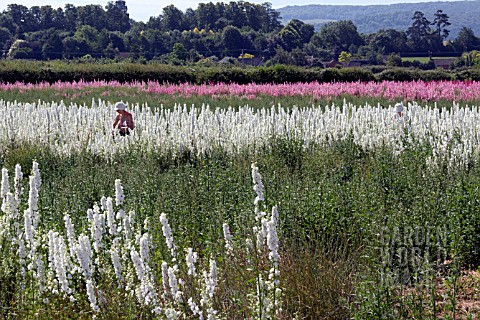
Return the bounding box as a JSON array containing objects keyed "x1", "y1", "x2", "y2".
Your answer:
[{"x1": 1, "y1": 1, "x2": 480, "y2": 67}]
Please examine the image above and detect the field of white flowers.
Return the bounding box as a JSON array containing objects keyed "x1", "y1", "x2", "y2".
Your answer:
[
  {"x1": 1, "y1": 160, "x2": 281, "y2": 319},
  {"x1": 1, "y1": 98, "x2": 480, "y2": 319},
  {"x1": 2, "y1": 99, "x2": 480, "y2": 168}
]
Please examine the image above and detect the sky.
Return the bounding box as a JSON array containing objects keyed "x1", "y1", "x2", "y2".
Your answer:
[{"x1": 0, "y1": 0, "x2": 467, "y2": 22}]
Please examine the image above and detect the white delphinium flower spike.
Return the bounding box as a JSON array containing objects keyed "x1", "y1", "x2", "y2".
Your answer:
[
  {"x1": 91, "y1": 210, "x2": 105, "y2": 253},
  {"x1": 123, "y1": 211, "x2": 135, "y2": 240},
  {"x1": 27, "y1": 175, "x2": 40, "y2": 229},
  {"x1": 86, "y1": 279, "x2": 100, "y2": 313},
  {"x1": 24, "y1": 209, "x2": 34, "y2": 244},
  {"x1": 267, "y1": 207, "x2": 282, "y2": 316},
  {"x1": 223, "y1": 223, "x2": 233, "y2": 254},
  {"x1": 34, "y1": 255, "x2": 47, "y2": 293},
  {"x1": 14, "y1": 164, "x2": 23, "y2": 205},
  {"x1": 100, "y1": 196, "x2": 107, "y2": 211},
  {"x1": 139, "y1": 233, "x2": 150, "y2": 263},
  {"x1": 48, "y1": 231, "x2": 73, "y2": 296},
  {"x1": 251, "y1": 163, "x2": 266, "y2": 221},
  {"x1": 206, "y1": 259, "x2": 218, "y2": 298},
  {"x1": 256, "y1": 218, "x2": 268, "y2": 251},
  {"x1": 251, "y1": 163, "x2": 264, "y2": 203},
  {"x1": 17, "y1": 234, "x2": 27, "y2": 279},
  {"x1": 64, "y1": 214, "x2": 76, "y2": 258},
  {"x1": 115, "y1": 179, "x2": 124, "y2": 206},
  {"x1": 116, "y1": 209, "x2": 126, "y2": 234},
  {"x1": 185, "y1": 248, "x2": 198, "y2": 276},
  {"x1": 160, "y1": 212, "x2": 176, "y2": 258},
  {"x1": 267, "y1": 206, "x2": 279, "y2": 264},
  {"x1": 31, "y1": 161, "x2": 41, "y2": 190},
  {"x1": 1, "y1": 168, "x2": 10, "y2": 213},
  {"x1": 74, "y1": 234, "x2": 93, "y2": 280},
  {"x1": 168, "y1": 265, "x2": 183, "y2": 304},
  {"x1": 130, "y1": 246, "x2": 160, "y2": 312},
  {"x1": 3, "y1": 192, "x2": 18, "y2": 222},
  {"x1": 161, "y1": 261, "x2": 170, "y2": 299},
  {"x1": 24, "y1": 209, "x2": 40, "y2": 279},
  {"x1": 164, "y1": 308, "x2": 180, "y2": 320},
  {"x1": 47, "y1": 230, "x2": 56, "y2": 274},
  {"x1": 87, "y1": 208, "x2": 94, "y2": 222},
  {"x1": 200, "y1": 258, "x2": 219, "y2": 320},
  {"x1": 188, "y1": 298, "x2": 203, "y2": 320},
  {"x1": 105, "y1": 197, "x2": 117, "y2": 236},
  {"x1": 110, "y1": 241, "x2": 123, "y2": 285},
  {"x1": 130, "y1": 248, "x2": 145, "y2": 282},
  {"x1": 143, "y1": 217, "x2": 150, "y2": 234}
]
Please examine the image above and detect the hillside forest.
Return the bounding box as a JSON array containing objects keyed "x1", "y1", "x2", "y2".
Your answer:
[
  {"x1": 278, "y1": 1, "x2": 480, "y2": 39},
  {"x1": 1, "y1": 0, "x2": 480, "y2": 68}
]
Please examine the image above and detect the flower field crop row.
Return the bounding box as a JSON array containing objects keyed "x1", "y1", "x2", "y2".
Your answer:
[
  {"x1": 2, "y1": 99, "x2": 480, "y2": 171},
  {"x1": 2, "y1": 80, "x2": 480, "y2": 102}
]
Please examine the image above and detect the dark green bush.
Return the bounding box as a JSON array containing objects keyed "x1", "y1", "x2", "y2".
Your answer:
[
  {"x1": 419, "y1": 69, "x2": 453, "y2": 81},
  {"x1": 319, "y1": 68, "x2": 342, "y2": 82},
  {"x1": 376, "y1": 68, "x2": 420, "y2": 81},
  {"x1": 271, "y1": 64, "x2": 308, "y2": 83},
  {"x1": 366, "y1": 65, "x2": 390, "y2": 74},
  {"x1": 454, "y1": 69, "x2": 480, "y2": 81},
  {"x1": 196, "y1": 67, "x2": 250, "y2": 84},
  {"x1": 3, "y1": 59, "x2": 480, "y2": 84},
  {"x1": 338, "y1": 67, "x2": 376, "y2": 82},
  {"x1": 402, "y1": 59, "x2": 436, "y2": 70},
  {"x1": 248, "y1": 67, "x2": 276, "y2": 83}
]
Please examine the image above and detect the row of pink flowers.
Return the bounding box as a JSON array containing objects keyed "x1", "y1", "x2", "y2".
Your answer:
[{"x1": 1, "y1": 79, "x2": 480, "y2": 101}]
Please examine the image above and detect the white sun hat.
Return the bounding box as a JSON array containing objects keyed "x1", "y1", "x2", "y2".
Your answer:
[
  {"x1": 114, "y1": 101, "x2": 127, "y2": 111},
  {"x1": 395, "y1": 102, "x2": 404, "y2": 113}
]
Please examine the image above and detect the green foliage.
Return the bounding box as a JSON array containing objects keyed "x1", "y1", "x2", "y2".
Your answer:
[
  {"x1": 270, "y1": 64, "x2": 308, "y2": 82},
  {"x1": 2, "y1": 1, "x2": 480, "y2": 68},
  {"x1": 386, "y1": 53, "x2": 403, "y2": 67},
  {"x1": 0, "y1": 1, "x2": 282, "y2": 63},
  {"x1": 454, "y1": 69, "x2": 480, "y2": 81},
  {"x1": 459, "y1": 50, "x2": 480, "y2": 68},
  {"x1": 197, "y1": 66, "x2": 250, "y2": 84},
  {"x1": 317, "y1": 20, "x2": 364, "y2": 53},
  {"x1": 338, "y1": 51, "x2": 353, "y2": 63},
  {"x1": 240, "y1": 53, "x2": 254, "y2": 59},
  {"x1": 401, "y1": 59, "x2": 436, "y2": 70},
  {"x1": 279, "y1": 19, "x2": 315, "y2": 51},
  {"x1": 221, "y1": 26, "x2": 244, "y2": 56},
  {"x1": 417, "y1": 69, "x2": 453, "y2": 81},
  {"x1": 377, "y1": 68, "x2": 420, "y2": 81},
  {"x1": 454, "y1": 27, "x2": 480, "y2": 52},
  {"x1": 338, "y1": 67, "x2": 376, "y2": 82},
  {"x1": 0, "y1": 59, "x2": 477, "y2": 86},
  {"x1": 171, "y1": 42, "x2": 188, "y2": 62}
]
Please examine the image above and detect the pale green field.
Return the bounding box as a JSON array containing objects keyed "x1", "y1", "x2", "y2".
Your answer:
[{"x1": 401, "y1": 56, "x2": 457, "y2": 63}]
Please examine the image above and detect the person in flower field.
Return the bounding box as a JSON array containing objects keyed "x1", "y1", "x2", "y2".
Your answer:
[
  {"x1": 394, "y1": 102, "x2": 410, "y2": 121},
  {"x1": 391, "y1": 101, "x2": 412, "y2": 132},
  {"x1": 394, "y1": 102, "x2": 408, "y2": 120},
  {"x1": 112, "y1": 101, "x2": 134, "y2": 136}
]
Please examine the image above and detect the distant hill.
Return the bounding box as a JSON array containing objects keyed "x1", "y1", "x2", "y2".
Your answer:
[{"x1": 278, "y1": 1, "x2": 480, "y2": 38}]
